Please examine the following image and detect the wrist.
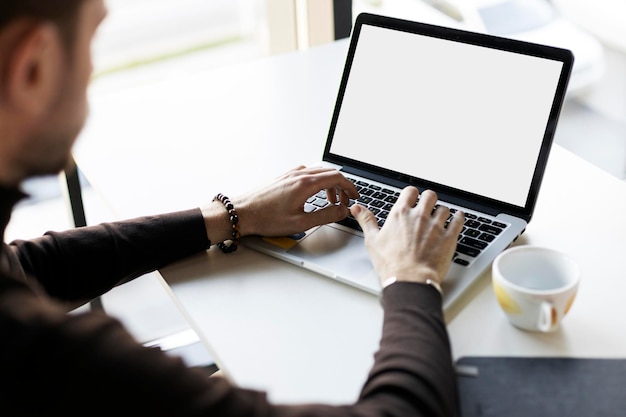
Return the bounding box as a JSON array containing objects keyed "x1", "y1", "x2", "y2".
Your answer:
[
  {"x1": 201, "y1": 201, "x2": 232, "y2": 243},
  {"x1": 382, "y1": 275, "x2": 443, "y2": 296},
  {"x1": 202, "y1": 196, "x2": 241, "y2": 252}
]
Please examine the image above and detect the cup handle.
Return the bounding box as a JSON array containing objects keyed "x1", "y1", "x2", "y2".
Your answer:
[{"x1": 538, "y1": 301, "x2": 557, "y2": 332}]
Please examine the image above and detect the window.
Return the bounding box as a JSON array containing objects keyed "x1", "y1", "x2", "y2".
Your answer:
[{"x1": 93, "y1": 0, "x2": 265, "y2": 77}]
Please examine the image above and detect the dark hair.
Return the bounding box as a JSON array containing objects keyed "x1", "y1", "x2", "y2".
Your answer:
[{"x1": 0, "y1": 0, "x2": 87, "y2": 48}]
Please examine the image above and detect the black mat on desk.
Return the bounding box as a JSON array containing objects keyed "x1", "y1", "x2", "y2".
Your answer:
[{"x1": 456, "y1": 356, "x2": 626, "y2": 417}]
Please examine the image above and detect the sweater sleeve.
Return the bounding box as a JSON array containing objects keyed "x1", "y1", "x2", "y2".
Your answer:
[
  {"x1": 357, "y1": 282, "x2": 458, "y2": 416},
  {"x1": 6, "y1": 208, "x2": 210, "y2": 301}
]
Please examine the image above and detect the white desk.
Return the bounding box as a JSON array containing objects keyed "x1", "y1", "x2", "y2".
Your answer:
[{"x1": 75, "y1": 39, "x2": 626, "y2": 405}]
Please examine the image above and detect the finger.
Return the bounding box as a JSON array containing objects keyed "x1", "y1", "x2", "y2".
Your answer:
[
  {"x1": 337, "y1": 188, "x2": 352, "y2": 207},
  {"x1": 307, "y1": 170, "x2": 359, "y2": 199},
  {"x1": 396, "y1": 186, "x2": 419, "y2": 209},
  {"x1": 332, "y1": 176, "x2": 359, "y2": 200},
  {"x1": 351, "y1": 204, "x2": 379, "y2": 237},
  {"x1": 446, "y1": 210, "x2": 465, "y2": 236},
  {"x1": 325, "y1": 188, "x2": 338, "y2": 205},
  {"x1": 340, "y1": 185, "x2": 360, "y2": 200},
  {"x1": 416, "y1": 189, "x2": 438, "y2": 215},
  {"x1": 432, "y1": 204, "x2": 451, "y2": 225}
]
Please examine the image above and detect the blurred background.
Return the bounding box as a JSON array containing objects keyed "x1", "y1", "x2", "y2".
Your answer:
[{"x1": 6, "y1": 0, "x2": 625, "y2": 369}]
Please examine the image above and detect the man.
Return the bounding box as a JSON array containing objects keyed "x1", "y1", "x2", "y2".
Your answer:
[{"x1": 0, "y1": 0, "x2": 465, "y2": 415}]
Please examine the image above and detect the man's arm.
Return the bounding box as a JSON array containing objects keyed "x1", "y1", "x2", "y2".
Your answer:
[
  {"x1": 7, "y1": 208, "x2": 210, "y2": 302},
  {"x1": 350, "y1": 186, "x2": 465, "y2": 416}
]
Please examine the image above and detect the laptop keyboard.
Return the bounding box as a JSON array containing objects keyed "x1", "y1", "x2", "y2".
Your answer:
[{"x1": 304, "y1": 177, "x2": 510, "y2": 267}]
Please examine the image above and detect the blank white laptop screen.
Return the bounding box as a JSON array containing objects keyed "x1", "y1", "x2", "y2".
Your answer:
[{"x1": 329, "y1": 24, "x2": 564, "y2": 208}]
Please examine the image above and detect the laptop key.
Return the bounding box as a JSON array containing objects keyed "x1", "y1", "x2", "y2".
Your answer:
[
  {"x1": 460, "y1": 237, "x2": 488, "y2": 250},
  {"x1": 314, "y1": 198, "x2": 330, "y2": 207},
  {"x1": 384, "y1": 195, "x2": 397, "y2": 203},
  {"x1": 478, "y1": 233, "x2": 496, "y2": 242},
  {"x1": 478, "y1": 224, "x2": 503, "y2": 235},
  {"x1": 456, "y1": 243, "x2": 481, "y2": 257},
  {"x1": 454, "y1": 258, "x2": 470, "y2": 266},
  {"x1": 465, "y1": 220, "x2": 480, "y2": 228}
]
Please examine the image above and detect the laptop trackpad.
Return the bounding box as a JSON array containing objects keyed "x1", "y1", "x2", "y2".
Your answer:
[{"x1": 287, "y1": 225, "x2": 380, "y2": 293}]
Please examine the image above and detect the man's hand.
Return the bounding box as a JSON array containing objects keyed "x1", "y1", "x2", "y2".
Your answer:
[
  {"x1": 203, "y1": 166, "x2": 359, "y2": 243},
  {"x1": 351, "y1": 187, "x2": 464, "y2": 287}
]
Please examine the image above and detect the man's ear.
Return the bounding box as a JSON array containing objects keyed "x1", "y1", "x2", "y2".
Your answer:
[{"x1": 3, "y1": 21, "x2": 64, "y2": 117}]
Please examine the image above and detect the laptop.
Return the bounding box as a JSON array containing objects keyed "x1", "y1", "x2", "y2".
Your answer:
[{"x1": 244, "y1": 12, "x2": 573, "y2": 311}]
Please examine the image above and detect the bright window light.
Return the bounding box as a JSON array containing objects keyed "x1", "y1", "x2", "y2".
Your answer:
[{"x1": 93, "y1": 0, "x2": 265, "y2": 76}]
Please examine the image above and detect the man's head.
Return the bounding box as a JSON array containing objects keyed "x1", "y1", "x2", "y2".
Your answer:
[{"x1": 0, "y1": 0, "x2": 107, "y2": 187}]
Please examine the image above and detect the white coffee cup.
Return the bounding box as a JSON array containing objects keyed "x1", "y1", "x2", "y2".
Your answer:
[{"x1": 492, "y1": 245, "x2": 580, "y2": 332}]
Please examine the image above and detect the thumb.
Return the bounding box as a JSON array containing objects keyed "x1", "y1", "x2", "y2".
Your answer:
[{"x1": 351, "y1": 204, "x2": 379, "y2": 237}]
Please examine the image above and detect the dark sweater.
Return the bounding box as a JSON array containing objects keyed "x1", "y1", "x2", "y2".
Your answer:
[{"x1": 0, "y1": 186, "x2": 457, "y2": 416}]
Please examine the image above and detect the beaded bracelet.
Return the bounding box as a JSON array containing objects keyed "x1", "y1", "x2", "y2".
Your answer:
[{"x1": 213, "y1": 193, "x2": 240, "y2": 253}]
